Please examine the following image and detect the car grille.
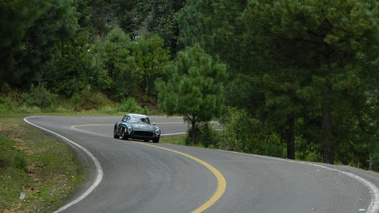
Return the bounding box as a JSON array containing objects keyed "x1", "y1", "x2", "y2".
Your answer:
[{"x1": 134, "y1": 131, "x2": 153, "y2": 137}]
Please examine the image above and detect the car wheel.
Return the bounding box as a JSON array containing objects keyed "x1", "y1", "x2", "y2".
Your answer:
[
  {"x1": 121, "y1": 128, "x2": 128, "y2": 140},
  {"x1": 153, "y1": 136, "x2": 159, "y2": 143},
  {"x1": 113, "y1": 127, "x2": 119, "y2": 139}
]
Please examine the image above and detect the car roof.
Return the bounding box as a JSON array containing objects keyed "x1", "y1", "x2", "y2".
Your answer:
[{"x1": 126, "y1": 113, "x2": 148, "y2": 118}]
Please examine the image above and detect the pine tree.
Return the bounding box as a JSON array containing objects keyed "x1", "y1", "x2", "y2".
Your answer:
[{"x1": 156, "y1": 45, "x2": 227, "y2": 144}]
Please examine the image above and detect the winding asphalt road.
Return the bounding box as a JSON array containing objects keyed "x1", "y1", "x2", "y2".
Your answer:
[{"x1": 24, "y1": 116, "x2": 379, "y2": 213}]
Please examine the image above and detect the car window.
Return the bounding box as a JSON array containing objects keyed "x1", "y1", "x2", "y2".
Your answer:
[
  {"x1": 140, "y1": 117, "x2": 150, "y2": 124},
  {"x1": 126, "y1": 115, "x2": 150, "y2": 124}
]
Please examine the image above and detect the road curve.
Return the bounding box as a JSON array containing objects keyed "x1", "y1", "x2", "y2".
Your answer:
[{"x1": 25, "y1": 116, "x2": 379, "y2": 213}]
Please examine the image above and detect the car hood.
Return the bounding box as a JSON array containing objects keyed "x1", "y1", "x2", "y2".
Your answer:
[{"x1": 130, "y1": 123, "x2": 154, "y2": 131}]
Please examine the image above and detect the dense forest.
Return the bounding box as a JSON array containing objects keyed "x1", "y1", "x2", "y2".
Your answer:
[{"x1": 1, "y1": 0, "x2": 378, "y2": 169}]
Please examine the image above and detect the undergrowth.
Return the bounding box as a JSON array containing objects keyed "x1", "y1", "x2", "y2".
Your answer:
[{"x1": 0, "y1": 115, "x2": 84, "y2": 212}]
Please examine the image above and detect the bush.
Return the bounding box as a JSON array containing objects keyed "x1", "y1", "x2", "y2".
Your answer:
[
  {"x1": 185, "y1": 123, "x2": 219, "y2": 147},
  {"x1": 71, "y1": 89, "x2": 110, "y2": 111},
  {"x1": 216, "y1": 107, "x2": 286, "y2": 158},
  {"x1": 23, "y1": 85, "x2": 58, "y2": 109},
  {"x1": 118, "y1": 97, "x2": 144, "y2": 113},
  {"x1": 18, "y1": 104, "x2": 42, "y2": 113},
  {"x1": 99, "y1": 105, "x2": 117, "y2": 114},
  {"x1": 0, "y1": 97, "x2": 13, "y2": 113}
]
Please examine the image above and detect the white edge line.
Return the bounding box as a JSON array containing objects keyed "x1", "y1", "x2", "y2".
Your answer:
[
  {"x1": 309, "y1": 163, "x2": 379, "y2": 213},
  {"x1": 220, "y1": 149, "x2": 379, "y2": 213},
  {"x1": 24, "y1": 116, "x2": 104, "y2": 213},
  {"x1": 161, "y1": 132, "x2": 186, "y2": 137},
  {"x1": 22, "y1": 118, "x2": 379, "y2": 212}
]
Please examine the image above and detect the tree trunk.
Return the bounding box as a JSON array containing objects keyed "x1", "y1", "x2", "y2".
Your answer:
[
  {"x1": 322, "y1": 82, "x2": 334, "y2": 164},
  {"x1": 191, "y1": 115, "x2": 196, "y2": 146},
  {"x1": 286, "y1": 115, "x2": 295, "y2": 159}
]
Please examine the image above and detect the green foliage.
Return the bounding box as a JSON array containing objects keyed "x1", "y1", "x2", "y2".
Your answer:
[
  {"x1": 179, "y1": 0, "x2": 246, "y2": 69},
  {"x1": 0, "y1": 97, "x2": 15, "y2": 114},
  {"x1": 92, "y1": 28, "x2": 170, "y2": 100},
  {"x1": 0, "y1": 115, "x2": 84, "y2": 211},
  {"x1": 1, "y1": 0, "x2": 79, "y2": 89},
  {"x1": 98, "y1": 26, "x2": 138, "y2": 99},
  {"x1": 118, "y1": 97, "x2": 144, "y2": 114},
  {"x1": 132, "y1": 35, "x2": 170, "y2": 96},
  {"x1": 132, "y1": 0, "x2": 184, "y2": 54},
  {"x1": 185, "y1": 123, "x2": 219, "y2": 147},
  {"x1": 0, "y1": 0, "x2": 50, "y2": 86},
  {"x1": 0, "y1": 0, "x2": 378, "y2": 170},
  {"x1": 14, "y1": 154, "x2": 28, "y2": 170},
  {"x1": 0, "y1": 135, "x2": 29, "y2": 210},
  {"x1": 22, "y1": 84, "x2": 58, "y2": 109},
  {"x1": 0, "y1": 136, "x2": 23, "y2": 170},
  {"x1": 156, "y1": 45, "x2": 228, "y2": 144},
  {"x1": 240, "y1": 0, "x2": 379, "y2": 164},
  {"x1": 295, "y1": 138, "x2": 323, "y2": 162},
  {"x1": 373, "y1": 143, "x2": 379, "y2": 171},
  {"x1": 70, "y1": 88, "x2": 111, "y2": 111},
  {"x1": 217, "y1": 108, "x2": 286, "y2": 158},
  {"x1": 48, "y1": 33, "x2": 96, "y2": 97}
]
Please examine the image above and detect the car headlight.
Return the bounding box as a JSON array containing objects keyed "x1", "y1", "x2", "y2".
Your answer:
[
  {"x1": 155, "y1": 128, "x2": 161, "y2": 136},
  {"x1": 126, "y1": 124, "x2": 132, "y2": 134}
]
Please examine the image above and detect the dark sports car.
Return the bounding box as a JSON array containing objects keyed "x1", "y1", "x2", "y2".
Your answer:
[{"x1": 113, "y1": 113, "x2": 161, "y2": 143}]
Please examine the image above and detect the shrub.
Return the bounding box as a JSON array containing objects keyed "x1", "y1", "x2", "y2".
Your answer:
[
  {"x1": 217, "y1": 107, "x2": 286, "y2": 157},
  {"x1": 118, "y1": 97, "x2": 143, "y2": 113},
  {"x1": 70, "y1": 93, "x2": 81, "y2": 111},
  {"x1": 18, "y1": 105, "x2": 42, "y2": 113},
  {"x1": 71, "y1": 89, "x2": 110, "y2": 111},
  {"x1": 99, "y1": 105, "x2": 117, "y2": 114},
  {"x1": 0, "y1": 97, "x2": 13, "y2": 113},
  {"x1": 23, "y1": 85, "x2": 58, "y2": 109},
  {"x1": 185, "y1": 123, "x2": 219, "y2": 147}
]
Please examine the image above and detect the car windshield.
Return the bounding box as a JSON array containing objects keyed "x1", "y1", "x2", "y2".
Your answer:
[{"x1": 125, "y1": 115, "x2": 150, "y2": 124}]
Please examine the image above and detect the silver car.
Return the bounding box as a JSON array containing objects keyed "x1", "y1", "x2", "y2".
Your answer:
[{"x1": 113, "y1": 114, "x2": 161, "y2": 143}]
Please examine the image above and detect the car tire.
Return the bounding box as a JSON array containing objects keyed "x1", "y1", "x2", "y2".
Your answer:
[
  {"x1": 121, "y1": 128, "x2": 128, "y2": 140},
  {"x1": 113, "y1": 127, "x2": 119, "y2": 139},
  {"x1": 153, "y1": 136, "x2": 159, "y2": 143}
]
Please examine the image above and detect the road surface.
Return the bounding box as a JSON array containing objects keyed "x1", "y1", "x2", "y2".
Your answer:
[{"x1": 24, "y1": 116, "x2": 379, "y2": 213}]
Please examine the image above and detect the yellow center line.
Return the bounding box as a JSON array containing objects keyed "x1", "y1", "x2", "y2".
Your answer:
[
  {"x1": 140, "y1": 143, "x2": 226, "y2": 213},
  {"x1": 71, "y1": 122, "x2": 185, "y2": 129},
  {"x1": 72, "y1": 124, "x2": 226, "y2": 212}
]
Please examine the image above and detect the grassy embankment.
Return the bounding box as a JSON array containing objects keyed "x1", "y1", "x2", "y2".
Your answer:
[
  {"x1": 0, "y1": 112, "x2": 185, "y2": 212},
  {"x1": 0, "y1": 114, "x2": 85, "y2": 212}
]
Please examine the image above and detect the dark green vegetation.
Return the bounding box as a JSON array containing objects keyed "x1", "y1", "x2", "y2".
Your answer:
[
  {"x1": 1, "y1": 0, "x2": 378, "y2": 171},
  {"x1": 0, "y1": 115, "x2": 84, "y2": 212},
  {"x1": 156, "y1": 45, "x2": 227, "y2": 145}
]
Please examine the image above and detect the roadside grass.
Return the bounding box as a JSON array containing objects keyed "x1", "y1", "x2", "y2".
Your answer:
[
  {"x1": 160, "y1": 135, "x2": 186, "y2": 145},
  {"x1": 0, "y1": 114, "x2": 84, "y2": 212}
]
